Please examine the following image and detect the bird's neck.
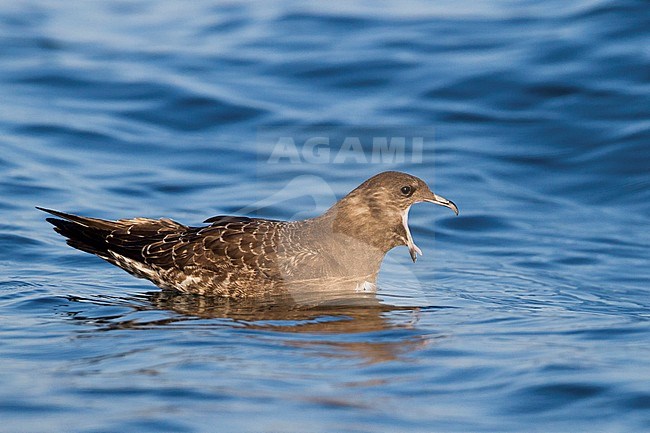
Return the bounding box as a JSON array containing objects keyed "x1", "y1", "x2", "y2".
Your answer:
[
  {"x1": 289, "y1": 196, "x2": 403, "y2": 282},
  {"x1": 322, "y1": 193, "x2": 404, "y2": 254}
]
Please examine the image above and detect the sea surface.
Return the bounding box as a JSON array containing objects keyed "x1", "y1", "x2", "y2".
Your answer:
[{"x1": 1, "y1": 1, "x2": 649, "y2": 432}]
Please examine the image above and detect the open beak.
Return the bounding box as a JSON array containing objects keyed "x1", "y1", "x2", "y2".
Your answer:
[
  {"x1": 403, "y1": 191, "x2": 459, "y2": 263},
  {"x1": 401, "y1": 206, "x2": 423, "y2": 263}
]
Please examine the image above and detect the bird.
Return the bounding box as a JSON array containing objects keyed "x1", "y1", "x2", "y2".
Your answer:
[{"x1": 38, "y1": 171, "x2": 458, "y2": 299}]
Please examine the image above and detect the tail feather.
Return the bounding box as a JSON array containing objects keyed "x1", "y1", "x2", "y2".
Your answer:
[
  {"x1": 38, "y1": 207, "x2": 138, "y2": 261},
  {"x1": 38, "y1": 207, "x2": 186, "y2": 264},
  {"x1": 37, "y1": 207, "x2": 119, "y2": 231},
  {"x1": 41, "y1": 211, "x2": 118, "y2": 262}
]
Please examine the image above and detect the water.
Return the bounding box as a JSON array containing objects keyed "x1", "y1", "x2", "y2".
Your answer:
[{"x1": 1, "y1": 1, "x2": 649, "y2": 432}]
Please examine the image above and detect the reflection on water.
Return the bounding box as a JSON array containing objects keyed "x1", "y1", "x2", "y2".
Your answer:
[{"x1": 64, "y1": 290, "x2": 443, "y2": 365}]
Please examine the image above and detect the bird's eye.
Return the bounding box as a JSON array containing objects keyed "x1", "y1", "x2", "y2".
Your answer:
[{"x1": 400, "y1": 185, "x2": 413, "y2": 196}]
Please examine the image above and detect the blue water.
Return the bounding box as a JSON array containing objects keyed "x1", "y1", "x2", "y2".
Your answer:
[{"x1": 1, "y1": 1, "x2": 649, "y2": 432}]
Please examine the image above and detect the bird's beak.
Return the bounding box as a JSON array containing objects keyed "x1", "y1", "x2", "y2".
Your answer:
[
  {"x1": 403, "y1": 191, "x2": 458, "y2": 263},
  {"x1": 422, "y1": 192, "x2": 459, "y2": 216}
]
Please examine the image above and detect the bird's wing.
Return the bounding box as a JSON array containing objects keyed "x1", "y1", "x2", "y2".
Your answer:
[{"x1": 140, "y1": 216, "x2": 284, "y2": 278}]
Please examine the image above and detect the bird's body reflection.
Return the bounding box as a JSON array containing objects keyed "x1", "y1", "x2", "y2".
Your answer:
[
  {"x1": 149, "y1": 290, "x2": 431, "y2": 363},
  {"x1": 148, "y1": 290, "x2": 394, "y2": 332},
  {"x1": 67, "y1": 287, "x2": 447, "y2": 364}
]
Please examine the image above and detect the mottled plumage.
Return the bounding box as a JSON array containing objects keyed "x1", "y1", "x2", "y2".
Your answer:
[{"x1": 39, "y1": 171, "x2": 458, "y2": 298}]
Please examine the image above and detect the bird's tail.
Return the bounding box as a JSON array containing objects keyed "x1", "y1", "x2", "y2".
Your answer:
[{"x1": 37, "y1": 207, "x2": 121, "y2": 262}]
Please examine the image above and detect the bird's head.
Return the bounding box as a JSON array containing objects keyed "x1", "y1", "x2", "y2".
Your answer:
[{"x1": 329, "y1": 171, "x2": 458, "y2": 262}]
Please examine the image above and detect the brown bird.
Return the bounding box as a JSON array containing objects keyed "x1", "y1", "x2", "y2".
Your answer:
[{"x1": 38, "y1": 171, "x2": 458, "y2": 299}]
